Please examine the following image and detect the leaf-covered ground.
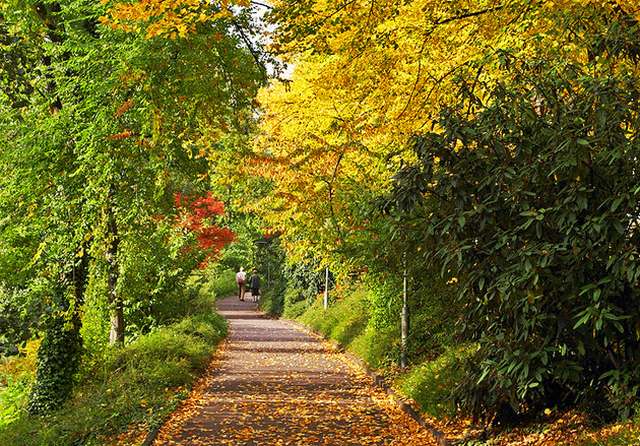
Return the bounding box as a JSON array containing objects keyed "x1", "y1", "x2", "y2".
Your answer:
[{"x1": 154, "y1": 296, "x2": 436, "y2": 445}]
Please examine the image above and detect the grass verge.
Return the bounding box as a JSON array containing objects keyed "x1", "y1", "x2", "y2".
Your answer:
[
  {"x1": 290, "y1": 285, "x2": 640, "y2": 444},
  {"x1": 292, "y1": 286, "x2": 464, "y2": 419},
  {"x1": 0, "y1": 294, "x2": 226, "y2": 446}
]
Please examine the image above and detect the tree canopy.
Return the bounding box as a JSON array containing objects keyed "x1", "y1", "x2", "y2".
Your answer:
[{"x1": 3, "y1": 0, "x2": 640, "y2": 438}]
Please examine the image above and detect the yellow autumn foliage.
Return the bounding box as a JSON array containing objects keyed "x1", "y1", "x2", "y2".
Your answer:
[
  {"x1": 101, "y1": 0, "x2": 250, "y2": 38},
  {"x1": 254, "y1": 0, "x2": 640, "y2": 262}
]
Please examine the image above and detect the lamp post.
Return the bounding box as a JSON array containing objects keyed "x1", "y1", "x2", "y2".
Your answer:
[
  {"x1": 401, "y1": 253, "x2": 409, "y2": 369},
  {"x1": 323, "y1": 266, "x2": 329, "y2": 310}
]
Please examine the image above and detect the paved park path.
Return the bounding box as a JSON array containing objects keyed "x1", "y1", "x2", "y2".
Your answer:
[{"x1": 154, "y1": 296, "x2": 437, "y2": 446}]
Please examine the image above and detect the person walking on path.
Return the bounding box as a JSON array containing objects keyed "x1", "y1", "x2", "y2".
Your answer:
[
  {"x1": 236, "y1": 267, "x2": 246, "y2": 301},
  {"x1": 153, "y1": 295, "x2": 438, "y2": 446},
  {"x1": 249, "y1": 269, "x2": 260, "y2": 302}
]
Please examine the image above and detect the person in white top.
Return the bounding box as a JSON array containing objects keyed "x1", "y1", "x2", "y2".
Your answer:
[{"x1": 236, "y1": 267, "x2": 247, "y2": 301}]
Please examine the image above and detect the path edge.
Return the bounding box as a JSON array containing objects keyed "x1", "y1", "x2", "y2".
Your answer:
[
  {"x1": 140, "y1": 337, "x2": 230, "y2": 446},
  {"x1": 285, "y1": 319, "x2": 449, "y2": 446},
  {"x1": 141, "y1": 297, "x2": 234, "y2": 446},
  {"x1": 142, "y1": 426, "x2": 161, "y2": 446}
]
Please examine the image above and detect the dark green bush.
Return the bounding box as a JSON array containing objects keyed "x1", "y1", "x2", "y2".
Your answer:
[
  {"x1": 255, "y1": 237, "x2": 288, "y2": 316},
  {"x1": 283, "y1": 261, "x2": 328, "y2": 305},
  {"x1": 260, "y1": 284, "x2": 285, "y2": 316},
  {"x1": 0, "y1": 285, "x2": 41, "y2": 356},
  {"x1": 390, "y1": 55, "x2": 640, "y2": 419}
]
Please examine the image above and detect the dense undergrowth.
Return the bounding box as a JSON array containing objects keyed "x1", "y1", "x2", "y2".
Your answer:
[{"x1": 0, "y1": 272, "x2": 232, "y2": 446}]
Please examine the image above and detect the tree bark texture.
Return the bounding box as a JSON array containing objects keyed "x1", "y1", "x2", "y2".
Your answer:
[{"x1": 107, "y1": 204, "x2": 124, "y2": 346}]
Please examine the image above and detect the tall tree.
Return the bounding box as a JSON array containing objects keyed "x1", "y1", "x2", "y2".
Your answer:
[{"x1": 0, "y1": 0, "x2": 267, "y2": 411}]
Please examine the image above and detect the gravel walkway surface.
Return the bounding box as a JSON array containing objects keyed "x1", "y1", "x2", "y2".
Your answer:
[{"x1": 153, "y1": 295, "x2": 436, "y2": 446}]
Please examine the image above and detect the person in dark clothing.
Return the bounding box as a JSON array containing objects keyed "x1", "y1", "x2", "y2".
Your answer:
[{"x1": 249, "y1": 269, "x2": 260, "y2": 302}]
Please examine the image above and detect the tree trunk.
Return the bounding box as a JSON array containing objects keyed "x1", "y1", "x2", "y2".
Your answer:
[
  {"x1": 107, "y1": 204, "x2": 124, "y2": 346},
  {"x1": 72, "y1": 241, "x2": 89, "y2": 337},
  {"x1": 28, "y1": 243, "x2": 88, "y2": 414},
  {"x1": 73, "y1": 240, "x2": 89, "y2": 309},
  {"x1": 109, "y1": 300, "x2": 124, "y2": 346}
]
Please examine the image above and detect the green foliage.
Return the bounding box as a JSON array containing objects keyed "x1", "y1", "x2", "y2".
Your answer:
[
  {"x1": 201, "y1": 268, "x2": 238, "y2": 299},
  {"x1": 28, "y1": 310, "x2": 82, "y2": 415},
  {"x1": 79, "y1": 278, "x2": 111, "y2": 359},
  {"x1": 398, "y1": 345, "x2": 475, "y2": 419},
  {"x1": 0, "y1": 0, "x2": 263, "y2": 413},
  {"x1": 0, "y1": 285, "x2": 40, "y2": 355},
  {"x1": 104, "y1": 312, "x2": 225, "y2": 388},
  {"x1": 0, "y1": 376, "x2": 29, "y2": 429},
  {"x1": 389, "y1": 54, "x2": 640, "y2": 419},
  {"x1": 365, "y1": 276, "x2": 402, "y2": 331},
  {"x1": 355, "y1": 271, "x2": 458, "y2": 363},
  {"x1": 406, "y1": 276, "x2": 459, "y2": 360},
  {"x1": 0, "y1": 293, "x2": 226, "y2": 446},
  {"x1": 264, "y1": 249, "x2": 335, "y2": 319},
  {"x1": 297, "y1": 285, "x2": 399, "y2": 369},
  {"x1": 299, "y1": 287, "x2": 368, "y2": 346},
  {"x1": 259, "y1": 285, "x2": 285, "y2": 317},
  {"x1": 294, "y1": 271, "x2": 459, "y2": 368},
  {"x1": 256, "y1": 237, "x2": 288, "y2": 316},
  {"x1": 118, "y1": 223, "x2": 201, "y2": 335},
  {"x1": 216, "y1": 243, "x2": 254, "y2": 274},
  {"x1": 0, "y1": 343, "x2": 37, "y2": 430},
  {"x1": 348, "y1": 324, "x2": 399, "y2": 370},
  {"x1": 283, "y1": 260, "x2": 328, "y2": 305},
  {"x1": 282, "y1": 290, "x2": 308, "y2": 319}
]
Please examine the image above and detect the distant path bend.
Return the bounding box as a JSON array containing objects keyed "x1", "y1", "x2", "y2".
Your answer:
[{"x1": 154, "y1": 295, "x2": 436, "y2": 446}]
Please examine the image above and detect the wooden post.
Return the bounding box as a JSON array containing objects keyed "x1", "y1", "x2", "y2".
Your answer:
[
  {"x1": 323, "y1": 266, "x2": 329, "y2": 310},
  {"x1": 401, "y1": 254, "x2": 409, "y2": 368}
]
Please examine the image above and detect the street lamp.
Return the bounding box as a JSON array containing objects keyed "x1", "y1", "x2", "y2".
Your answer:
[{"x1": 401, "y1": 252, "x2": 409, "y2": 369}]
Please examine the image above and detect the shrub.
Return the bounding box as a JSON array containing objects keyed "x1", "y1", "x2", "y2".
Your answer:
[
  {"x1": 0, "y1": 340, "x2": 38, "y2": 430},
  {"x1": 283, "y1": 261, "x2": 327, "y2": 305},
  {"x1": 0, "y1": 294, "x2": 227, "y2": 446},
  {"x1": 390, "y1": 54, "x2": 640, "y2": 419},
  {"x1": 297, "y1": 285, "x2": 398, "y2": 368},
  {"x1": 398, "y1": 345, "x2": 475, "y2": 419},
  {"x1": 0, "y1": 377, "x2": 30, "y2": 429},
  {"x1": 260, "y1": 277, "x2": 286, "y2": 316},
  {"x1": 0, "y1": 285, "x2": 42, "y2": 356},
  {"x1": 349, "y1": 324, "x2": 399, "y2": 369},
  {"x1": 282, "y1": 298, "x2": 308, "y2": 319},
  {"x1": 200, "y1": 268, "x2": 237, "y2": 299}
]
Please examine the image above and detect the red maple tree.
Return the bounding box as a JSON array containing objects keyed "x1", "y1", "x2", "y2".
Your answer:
[{"x1": 174, "y1": 192, "x2": 235, "y2": 268}]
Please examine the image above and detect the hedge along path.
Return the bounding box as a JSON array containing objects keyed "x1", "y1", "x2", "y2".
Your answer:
[{"x1": 153, "y1": 296, "x2": 437, "y2": 446}]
